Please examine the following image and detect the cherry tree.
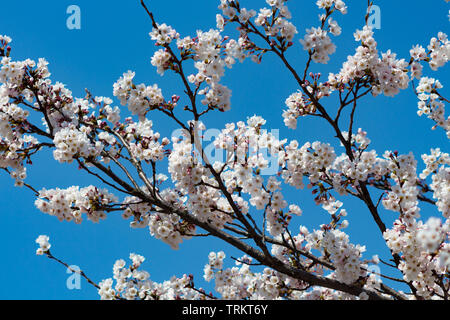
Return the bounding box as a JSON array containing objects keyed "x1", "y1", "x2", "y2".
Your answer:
[{"x1": 2, "y1": 0, "x2": 449, "y2": 300}]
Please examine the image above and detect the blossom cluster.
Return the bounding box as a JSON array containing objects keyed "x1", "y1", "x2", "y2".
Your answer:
[
  {"x1": 0, "y1": 98, "x2": 33, "y2": 186},
  {"x1": 417, "y1": 217, "x2": 449, "y2": 252},
  {"x1": 149, "y1": 23, "x2": 179, "y2": 45},
  {"x1": 113, "y1": 71, "x2": 165, "y2": 119},
  {"x1": 121, "y1": 195, "x2": 152, "y2": 228},
  {"x1": 415, "y1": 77, "x2": 449, "y2": 138},
  {"x1": 122, "y1": 192, "x2": 196, "y2": 249},
  {"x1": 254, "y1": 1, "x2": 297, "y2": 42},
  {"x1": 188, "y1": 29, "x2": 233, "y2": 111},
  {"x1": 98, "y1": 253, "x2": 203, "y2": 300},
  {"x1": 316, "y1": 0, "x2": 347, "y2": 13},
  {"x1": 307, "y1": 228, "x2": 367, "y2": 285},
  {"x1": 148, "y1": 212, "x2": 194, "y2": 250},
  {"x1": 168, "y1": 128, "x2": 243, "y2": 230},
  {"x1": 381, "y1": 152, "x2": 419, "y2": 217},
  {"x1": 298, "y1": 0, "x2": 346, "y2": 64},
  {"x1": 300, "y1": 27, "x2": 336, "y2": 64},
  {"x1": 151, "y1": 49, "x2": 173, "y2": 76},
  {"x1": 282, "y1": 91, "x2": 315, "y2": 129},
  {"x1": 149, "y1": 21, "x2": 243, "y2": 112},
  {"x1": 269, "y1": 226, "x2": 382, "y2": 300},
  {"x1": 333, "y1": 149, "x2": 385, "y2": 186},
  {"x1": 430, "y1": 167, "x2": 450, "y2": 218},
  {"x1": 204, "y1": 247, "x2": 375, "y2": 300},
  {"x1": 380, "y1": 150, "x2": 449, "y2": 298},
  {"x1": 34, "y1": 186, "x2": 118, "y2": 223},
  {"x1": 204, "y1": 251, "x2": 288, "y2": 299},
  {"x1": 279, "y1": 140, "x2": 336, "y2": 188},
  {"x1": 124, "y1": 119, "x2": 168, "y2": 162},
  {"x1": 420, "y1": 148, "x2": 450, "y2": 179},
  {"x1": 53, "y1": 126, "x2": 103, "y2": 163},
  {"x1": 35, "y1": 235, "x2": 51, "y2": 255},
  {"x1": 219, "y1": 0, "x2": 297, "y2": 44},
  {"x1": 0, "y1": 57, "x2": 44, "y2": 186},
  {"x1": 427, "y1": 32, "x2": 450, "y2": 71},
  {"x1": 328, "y1": 26, "x2": 409, "y2": 97},
  {"x1": 383, "y1": 219, "x2": 449, "y2": 298}
]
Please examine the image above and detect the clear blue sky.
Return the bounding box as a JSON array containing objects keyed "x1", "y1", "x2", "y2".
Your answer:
[{"x1": 0, "y1": 0, "x2": 448, "y2": 299}]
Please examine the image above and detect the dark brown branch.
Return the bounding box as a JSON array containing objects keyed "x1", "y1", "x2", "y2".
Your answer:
[{"x1": 45, "y1": 251, "x2": 100, "y2": 290}]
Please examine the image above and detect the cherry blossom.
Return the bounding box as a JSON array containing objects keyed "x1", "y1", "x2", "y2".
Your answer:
[{"x1": 2, "y1": 0, "x2": 448, "y2": 300}]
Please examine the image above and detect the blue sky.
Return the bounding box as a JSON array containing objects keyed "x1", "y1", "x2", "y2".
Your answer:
[{"x1": 0, "y1": 0, "x2": 448, "y2": 299}]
